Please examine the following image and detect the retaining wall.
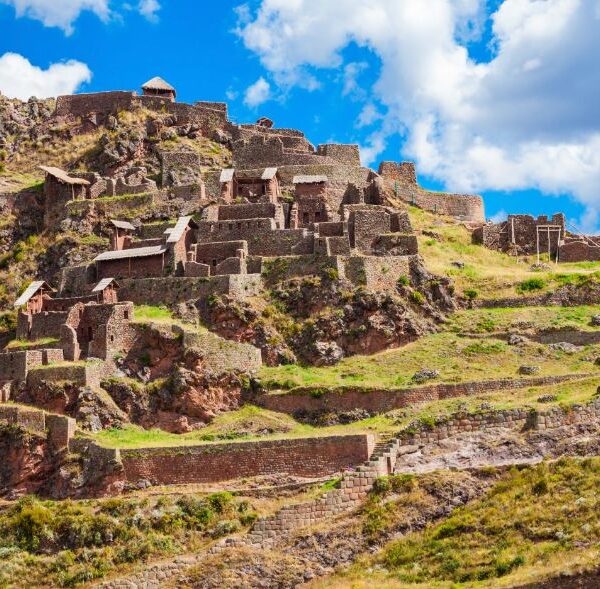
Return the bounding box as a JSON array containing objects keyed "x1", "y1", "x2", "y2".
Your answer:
[
  {"x1": 119, "y1": 434, "x2": 374, "y2": 485},
  {"x1": 118, "y1": 274, "x2": 262, "y2": 306},
  {"x1": 257, "y1": 374, "x2": 591, "y2": 415},
  {"x1": 0, "y1": 405, "x2": 75, "y2": 450}
]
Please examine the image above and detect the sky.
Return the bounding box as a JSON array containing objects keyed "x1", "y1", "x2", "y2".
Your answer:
[{"x1": 1, "y1": 0, "x2": 599, "y2": 230}]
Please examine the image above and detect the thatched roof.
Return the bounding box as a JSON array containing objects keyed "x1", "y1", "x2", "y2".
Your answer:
[
  {"x1": 92, "y1": 278, "x2": 119, "y2": 292},
  {"x1": 110, "y1": 219, "x2": 135, "y2": 231},
  {"x1": 39, "y1": 166, "x2": 89, "y2": 186},
  {"x1": 166, "y1": 216, "x2": 197, "y2": 244},
  {"x1": 14, "y1": 281, "x2": 54, "y2": 307},
  {"x1": 142, "y1": 77, "x2": 176, "y2": 93},
  {"x1": 94, "y1": 246, "x2": 167, "y2": 262}
]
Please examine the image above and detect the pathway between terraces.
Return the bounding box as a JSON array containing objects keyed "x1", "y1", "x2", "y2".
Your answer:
[{"x1": 94, "y1": 398, "x2": 600, "y2": 589}]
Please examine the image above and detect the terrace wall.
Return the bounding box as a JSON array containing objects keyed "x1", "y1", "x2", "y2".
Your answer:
[
  {"x1": 256, "y1": 374, "x2": 588, "y2": 415},
  {"x1": 120, "y1": 434, "x2": 373, "y2": 485}
]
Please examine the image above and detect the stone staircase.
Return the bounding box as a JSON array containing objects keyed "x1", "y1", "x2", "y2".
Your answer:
[{"x1": 95, "y1": 432, "x2": 401, "y2": 588}]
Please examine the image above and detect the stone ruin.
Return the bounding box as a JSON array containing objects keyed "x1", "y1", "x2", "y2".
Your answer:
[
  {"x1": 0, "y1": 76, "x2": 484, "y2": 425},
  {"x1": 473, "y1": 213, "x2": 600, "y2": 263}
]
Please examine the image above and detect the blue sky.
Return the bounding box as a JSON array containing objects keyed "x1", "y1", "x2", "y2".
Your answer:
[{"x1": 1, "y1": 0, "x2": 598, "y2": 230}]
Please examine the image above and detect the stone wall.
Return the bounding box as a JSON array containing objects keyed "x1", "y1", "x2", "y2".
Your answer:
[
  {"x1": 343, "y1": 255, "x2": 414, "y2": 289},
  {"x1": 261, "y1": 255, "x2": 344, "y2": 285},
  {"x1": 117, "y1": 274, "x2": 262, "y2": 306},
  {"x1": 26, "y1": 362, "x2": 103, "y2": 389},
  {"x1": 55, "y1": 91, "x2": 136, "y2": 117},
  {"x1": 474, "y1": 214, "x2": 566, "y2": 257},
  {"x1": 257, "y1": 374, "x2": 588, "y2": 415},
  {"x1": 217, "y1": 202, "x2": 281, "y2": 222},
  {"x1": 379, "y1": 161, "x2": 485, "y2": 223},
  {"x1": 559, "y1": 240, "x2": 600, "y2": 263},
  {"x1": 316, "y1": 144, "x2": 361, "y2": 167},
  {"x1": 159, "y1": 150, "x2": 202, "y2": 187},
  {"x1": 181, "y1": 329, "x2": 262, "y2": 374},
  {"x1": 0, "y1": 405, "x2": 75, "y2": 450},
  {"x1": 0, "y1": 350, "x2": 44, "y2": 382},
  {"x1": 120, "y1": 434, "x2": 373, "y2": 485}
]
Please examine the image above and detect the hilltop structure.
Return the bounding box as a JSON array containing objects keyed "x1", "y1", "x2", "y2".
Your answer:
[{"x1": 0, "y1": 76, "x2": 478, "y2": 400}]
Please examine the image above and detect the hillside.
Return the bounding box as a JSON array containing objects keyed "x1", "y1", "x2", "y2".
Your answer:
[{"x1": 0, "y1": 85, "x2": 600, "y2": 589}]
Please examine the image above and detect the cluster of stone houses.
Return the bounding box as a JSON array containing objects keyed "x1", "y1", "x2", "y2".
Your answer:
[{"x1": 0, "y1": 76, "x2": 483, "y2": 394}]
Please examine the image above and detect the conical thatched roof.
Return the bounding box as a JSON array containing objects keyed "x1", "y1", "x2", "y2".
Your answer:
[{"x1": 142, "y1": 77, "x2": 176, "y2": 93}]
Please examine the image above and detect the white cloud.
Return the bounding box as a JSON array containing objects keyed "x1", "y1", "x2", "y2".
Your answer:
[
  {"x1": 489, "y1": 209, "x2": 508, "y2": 223},
  {"x1": 138, "y1": 0, "x2": 159, "y2": 22},
  {"x1": 342, "y1": 61, "x2": 368, "y2": 98},
  {"x1": 244, "y1": 77, "x2": 271, "y2": 108},
  {"x1": 357, "y1": 103, "x2": 383, "y2": 129},
  {"x1": 0, "y1": 52, "x2": 91, "y2": 99},
  {"x1": 1, "y1": 0, "x2": 111, "y2": 34},
  {"x1": 237, "y1": 0, "x2": 600, "y2": 229}
]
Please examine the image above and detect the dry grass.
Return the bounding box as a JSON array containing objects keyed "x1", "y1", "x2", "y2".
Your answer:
[{"x1": 407, "y1": 206, "x2": 600, "y2": 299}]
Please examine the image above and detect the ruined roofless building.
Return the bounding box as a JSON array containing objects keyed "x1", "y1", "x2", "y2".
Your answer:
[{"x1": 141, "y1": 76, "x2": 177, "y2": 102}]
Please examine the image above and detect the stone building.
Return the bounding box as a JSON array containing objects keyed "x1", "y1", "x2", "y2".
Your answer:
[
  {"x1": 291, "y1": 175, "x2": 331, "y2": 228},
  {"x1": 219, "y1": 168, "x2": 281, "y2": 203},
  {"x1": 40, "y1": 166, "x2": 90, "y2": 227},
  {"x1": 473, "y1": 213, "x2": 600, "y2": 263},
  {"x1": 94, "y1": 216, "x2": 197, "y2": 279},
  {"x1": 473, "y1": 214, "x2": 566, "y2": 258},
  {"x1": 110, "y1": 220, "x2": 135, "y2": 251},
  {"x1": 13, "y1": 281, "x2": 55, "y2": 316},
  {"x1": 141, "y1": 76, "x2": 177, "y2": 102}
]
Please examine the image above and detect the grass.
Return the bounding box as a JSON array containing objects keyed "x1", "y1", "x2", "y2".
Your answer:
[
  {"x1": 133, "y1": 304, "x2": 177, "y2": 324},
  {"x1": 91, "y1": 376, "x2": 600, "y2": 450},
  {"x1": 317, "y1": 458, "x2": 600, "y2": 588},
  {"x1": 5, "y1": 337, "x2": 59, "y2": 350},
  {"x1": 446, "y1": 306, "x2": 600, "y2": 334},
  {"x1": 0, "y1": 492, "x2": 256, "y2": 588},
  {"x1": 260, "y1": 307, "x2": 600, "y2": 391},
  {"x1": 91, "y1": 405, "x2": 345, "y2": 449},
  {"x1": 406, "y1": 206, "x2": 600, "y2": 300}
]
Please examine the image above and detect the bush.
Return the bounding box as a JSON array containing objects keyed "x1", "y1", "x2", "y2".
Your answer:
[
  {"x1": 323, "y1": 267, "x2": 339, "y2": 281},
  {"x1": 397, "y1": 275, "x2": 410, "y2": 287},
  {"x1": 516, "y1": 277, "x2": 546, "y2": 294},
  {"x1": 532, "y1": 478, "x2": 548, "y2": 495},
  {"x1": 409, "y1": 291, "x2": 425, "y2": 305},
  {"x1": 463, "y1": 288, "x2": 478, "y2": 301}
]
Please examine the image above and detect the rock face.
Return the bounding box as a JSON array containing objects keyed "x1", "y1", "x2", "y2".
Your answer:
[{"x1": 197, "y1": 262, "x2": 455, "y2": 368}]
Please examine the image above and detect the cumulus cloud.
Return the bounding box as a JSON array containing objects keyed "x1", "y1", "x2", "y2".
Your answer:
[
  {"x1": 0, "y1": 52, "x2": 91, "y2": 99},
  {"x1": 2, "y1": 0, "x2": 161, "y2": 33},
  {"x1": 1, "y1": 0, "x2": 111, "y2": 34},
  {"x1": 137, "y1": 0, "x2": 160, "y2": 22},
  {"x1": 237, "y1": 0, "x2": 600, "y2": 229},
  {"x1": 244, "y1": 77, "x2": 271, "y2": 108},
  {"x1": 341, "y1": 61, "x2": 368, "y2": 99}
]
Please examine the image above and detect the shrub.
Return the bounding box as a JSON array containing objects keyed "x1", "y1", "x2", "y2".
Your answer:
[
  {"x1": 532, "y1": 478, "x2": 548, "y2": 495},
  {"x1": 372, "y1": 477, "x2": 391, "y2": 495},
  {"x1": 323, "y1": 267, "x2": 339, "y2": 281},
  {"x1": 207, "y1": 492, "x2": 233, "y2": 514},
  {"x1": 516, "y1": 277, "x2": 546, "y2": 294},
  {"x1": 397, "y1": 275, "x2": 410, "y2": 287},
  {"x1": 409, "y1": 291, "x2": 425, "y2": 305},
  {"x1": 463, "y1": 288, "x2": 478, "y2": 301}
]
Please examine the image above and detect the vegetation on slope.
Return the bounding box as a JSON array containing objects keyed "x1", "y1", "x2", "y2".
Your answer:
[
  {"x1": 317, "y1": 458, "x2": 600, "y2": 588},
  {"x1": 260, "y1": 307, "x2": 600, "y2": 391},
  {"x1": 0, "y1": 492, "x2": 256, "y2": 588},
  {"x1": 407, "y1": 206, "x2": 600, "y2": 300}
]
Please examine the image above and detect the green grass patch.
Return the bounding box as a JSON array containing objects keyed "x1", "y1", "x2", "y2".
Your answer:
[
  {"x1": 377, "y1": 458, "x2": 600, "y2": 587},
  {"x1": 0, "y1": 493, "x2": 255, "y2": 588},
  {"x1": 5, "y1": 337, "x2": 59, "y2": 350}
]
